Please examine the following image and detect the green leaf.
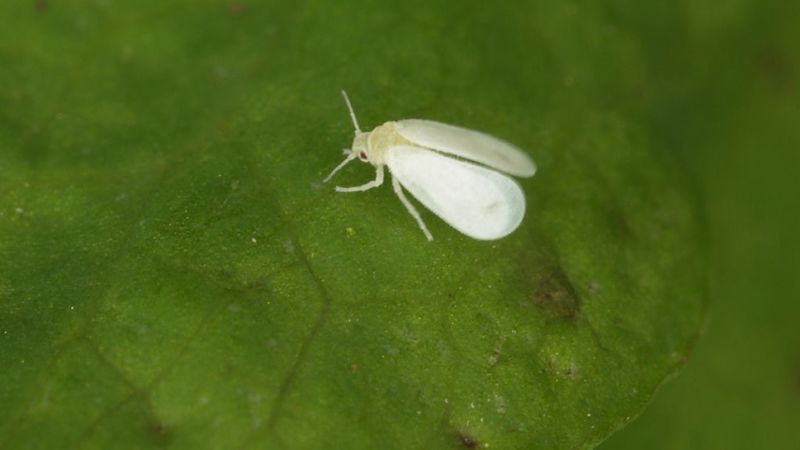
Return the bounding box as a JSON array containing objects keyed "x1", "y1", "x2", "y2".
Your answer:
[
  {"x1": 598, "y1": 1, "x2": 800, "y2": 448},
  {"x1": 0, "y1": 1, "x2": 705, "y2": 449}
]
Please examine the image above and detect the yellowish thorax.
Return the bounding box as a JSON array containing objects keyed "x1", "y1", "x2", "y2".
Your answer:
[{"x1": 352, "y1": 122, "x2": 413, "y2": 166}]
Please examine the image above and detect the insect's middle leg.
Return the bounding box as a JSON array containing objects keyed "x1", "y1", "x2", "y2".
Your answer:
[
  {"x1": 391, "y1": 174, "x2": 433, "y2": 241},
  {"x1": 336, "y1": 165, "x2": 384, "y2": 192}
]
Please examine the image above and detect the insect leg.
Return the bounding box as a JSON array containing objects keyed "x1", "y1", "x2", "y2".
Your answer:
[
  {"x1": 391, "y1": 174, "x2": 433, "y2": 241},
  {"x1": 335, "y1": 164, "x2": 384, "y2": 192}
]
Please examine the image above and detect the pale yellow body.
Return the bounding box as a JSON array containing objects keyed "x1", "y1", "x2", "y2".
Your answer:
[{"x1": 351, "y1": 121, "x2": 411, "y2": 167}]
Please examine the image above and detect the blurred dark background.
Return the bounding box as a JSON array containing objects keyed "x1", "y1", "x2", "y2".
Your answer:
[{"x1": 602, "y1": 1, "x2": 800, "y2": 447}]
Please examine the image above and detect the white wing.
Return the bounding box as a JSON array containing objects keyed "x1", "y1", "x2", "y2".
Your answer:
[
  {"x1": 394, "y1": 119, "x2": 536, "y2": 178},
  {"x1": 386, "y1": 146, "x2": 526, "y2": 240}
]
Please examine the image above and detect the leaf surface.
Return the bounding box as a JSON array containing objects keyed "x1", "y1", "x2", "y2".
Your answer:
[{"x1": 0, "y1": 2, "x2": 705, "y2": 449}]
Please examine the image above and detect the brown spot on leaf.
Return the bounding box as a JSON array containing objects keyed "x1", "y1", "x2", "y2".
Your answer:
[
  {"x1": 34, "y1": 0, "x2": 48, "y2": 12},
  {"x1": 618, "y1": 214, "x2": 634, "y2": 236},
  {"x1": 514, "y1": 238, "x2": 583, "y2": 321},
  {"x1": 793, "y1": 356, "x2": 800, "y2": 396},
  {"x1": 533, "y1": 267, "x2": 581, "y2": 321},
  {"x1": 228, "y1": 2, "x2": 247, "y2": 16},
  {"x1": 562, "y1": 361, "x2": 577, "y2": 379},
  {"x1": 756, "y1": 44, "x2": 793, "y2": 90},
  {"x1": 145, "y1": 421, "x2": 172, "y2": 446},
  {"x1": 148, "y1": 422, "x2": 168, "y2": 435},
  {"x1": 458, "y1": 430, "x2": 479, "y2": 448}
]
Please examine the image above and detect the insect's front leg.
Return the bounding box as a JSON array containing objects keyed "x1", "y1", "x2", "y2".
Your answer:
[{"x1": 335, "y1": 164, "x2": 385, "y2": 192}]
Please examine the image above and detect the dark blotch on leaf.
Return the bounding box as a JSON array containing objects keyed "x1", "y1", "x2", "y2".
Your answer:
[
  {"x1": 146, "y1": 421, "x2": 172, "y2": 446},
  {"x1": 533, "y1": 267, "x2": 581, "y2": 321},
  {"x1": 757, "y1": 44, "x2": 793, "y2": 89},
  {"x1": 457, "y1": 430, "x2": 479, "y2": 448},
  {"x1": 618, "y1": 214, "x2": 634, "y2": 237},
  {"x1": 793, "y1": 355, "x2": 800, "y2": 395},
  {"x1": 227, "y1": 3, "x2": 247, "y2": 16}
]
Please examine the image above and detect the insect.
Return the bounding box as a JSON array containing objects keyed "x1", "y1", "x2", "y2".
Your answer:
[{"x1": 324, "y1": 90, "x2": 537, "y2": 241}]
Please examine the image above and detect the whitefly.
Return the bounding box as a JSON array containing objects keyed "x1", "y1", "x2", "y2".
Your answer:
[{"x1": 324, "y1": 90, "x2": 536, "y2": 241}]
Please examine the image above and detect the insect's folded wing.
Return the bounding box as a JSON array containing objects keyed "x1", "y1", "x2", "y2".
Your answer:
[
  {"x1": 394, "y1": 119, "x2": 536, "y2": 177},
  {"x1": 386, "y1": 146, "x2": 527, "y2": 240}
]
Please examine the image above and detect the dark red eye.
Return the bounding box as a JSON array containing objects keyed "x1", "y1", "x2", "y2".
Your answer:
[{"x1": 359, "y1": 151, "x2": 367, "y2": 160}]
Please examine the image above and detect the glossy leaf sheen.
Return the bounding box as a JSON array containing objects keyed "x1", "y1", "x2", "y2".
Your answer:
[{"x1": 0, "y1": 1, "x2": 705, "y2": 449}]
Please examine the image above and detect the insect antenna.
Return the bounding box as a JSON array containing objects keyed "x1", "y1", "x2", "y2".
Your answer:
[
  {"x1": 323, "y1": 150, "x2": 358, "y2": 183},
  {"x1": 340, "y1": 89, "x2": 361, "y2": 134}
]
